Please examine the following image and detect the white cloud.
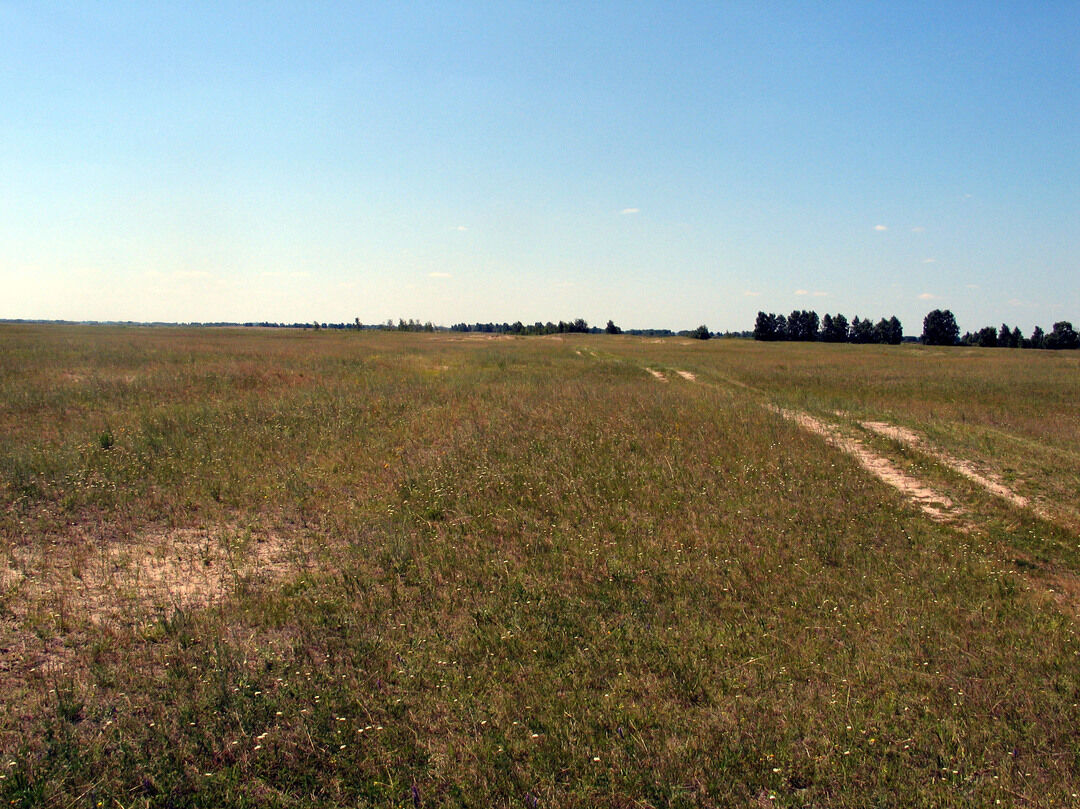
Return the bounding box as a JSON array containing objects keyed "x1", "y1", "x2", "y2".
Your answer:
[
  {"x1": 911, "y1": 226, "x2": 926, "y2": 233},
  {"x1": 965, "y1": 284, "x2": 980, "y2": 290},
  {"x1": 428, "y1": 272, "x2": 451, "y2": 278},
  {"x1": 174, "y1": 270, "x2": 212, "y2": 279},
  {"x1": 794, "y1": 289, "x2": 809, "y2": 296},
  {"x1": 922, "y1": 258, "x2": 936, "y2": 264},
  {"x1": 874, "y1": 225, "x2": 888, "y2": 231},
  {"x1": 743, "y1": 290, "x2": 762, "y2": 297},
  {"x1": 620, "y1": 208, "x2": 640, "y2": 215},
  {"x1": 811, "y1": 291, "x2": 829, "y2": 297},
  {"x1": 289, "y1": 272, "x2": 310, "y2": 279},
  {"x1": 455, "y1": 225, "x2": 468, "y2": 232},
  {"x1": 918, "y1": 292, "x2": 936, "y2": 300}
]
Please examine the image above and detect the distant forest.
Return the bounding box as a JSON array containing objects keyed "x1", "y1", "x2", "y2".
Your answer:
[
  {"x1": 751, "y1": 308, "x2": 1079, "y2": 349},
  {"x1": 753, "y1": 311, "x2": 904, "y2": 344},
  {"x1": 4, "y1": 310, "x2": 1077, "y2": 348}
]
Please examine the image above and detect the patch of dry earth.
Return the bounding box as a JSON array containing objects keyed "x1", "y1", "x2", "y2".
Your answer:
[
  {"x1": 777, "y1": 409, "x2": 962, "y2": 523},
  {"x1": 859, "y1": 420, "x2": 1035, "y2": 512}
]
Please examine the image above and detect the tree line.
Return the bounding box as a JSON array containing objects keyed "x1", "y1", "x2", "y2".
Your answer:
[
  {"x1": 446, "y1": 319, "x2": 680, "y2": 337},
  {"x1": 753, "y1": 310, "x2": 904, "y2": 344},
  {"x1": 450, "y1": 318, "x2": 592, "y2": 335},
  {"x1": 921, "y1": 309, "x2": 1079, "y2": 349}
]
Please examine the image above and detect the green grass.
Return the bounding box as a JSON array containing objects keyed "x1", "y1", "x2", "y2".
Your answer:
[{"x1": 1, "y1": 325, "x2": 1078, "y2": 807}]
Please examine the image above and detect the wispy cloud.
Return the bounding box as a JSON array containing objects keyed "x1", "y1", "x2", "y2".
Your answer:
[
  {"x1": 922, "y1": 258, "x2": 936, "y2": 264},
  {"x1": 743, "y1": 290, "x2": 762, "y2": 297},
  {"x1": 918, "y1": 292, "x2": 936, "y2": 300},
  {"x1": 455, "y1": 225, "x2": 468, "y2": 232},
  {"x1": 794, "y1": 289, "x2": 809, "y2": 296},
  {"x1": 874, "y1": 225, "x2": 888, "y2": 232},
  {"x1": 428, "y1": 272, "x2": 451, "y2": 278},
  {"x1": 811, "y1": 291, "x2": 829, "y2": 297},
  {"x1": 911, "y1": 226, "x2": 926, "y2": 233},
  {"x1": 289, "y1": 271, "x2": 310, "y2": 279},
  {"x1": 620, "y1": 208, "x2": 640, "y2": 215},
  {"x1": 965, "y1": 284, "x2": 980, "y2": 290},
  {"x1": 175, "y1": 270, "x2": 212, "y2": 279}
]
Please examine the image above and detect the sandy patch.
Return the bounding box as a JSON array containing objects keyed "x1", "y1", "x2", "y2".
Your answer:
[
  {"x1": 860, "y1": 421, "x2": 1031, "y2": 510},
  {"x1": 676, "y1": 370, "x2": 697, "y2": 381},
  {"x1": 0, "y1": 527, "x2": 300, "y2": 716},
  {"x1": 777, "y1": 409, "x2": 962, "y2": 523},
  {"x1": 6, "y1": 527, "x2": 297, "y2": 628},
  {"x1": 646, "y1": 368, "x2": 668, "y2": 382}
]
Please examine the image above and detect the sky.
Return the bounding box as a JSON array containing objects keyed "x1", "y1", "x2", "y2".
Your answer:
[{"x1": 2, "y1": 2, "x2": 1077, "y2": 333}]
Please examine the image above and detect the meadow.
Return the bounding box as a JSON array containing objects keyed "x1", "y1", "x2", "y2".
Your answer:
[{"x1": 1, "y1": 324, "x2": 1079, "y2": 807}]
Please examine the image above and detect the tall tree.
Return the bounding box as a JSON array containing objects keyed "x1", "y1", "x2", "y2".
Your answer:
[
  {"x1": 873, "y1": 318, "x2": 891, "y2": 344},
  {"x1": 820, "y1": 313, "x2": 849, "y2": 342},
  {"x1": 783, "y1": 310, "x2": 818, "y2": 341},
  {"x1": 977, "y1": 326, "x2": 998, "y2": 347},
  {"x1": 1045, "y1": 321, "x2": 1079, "y2": 350},
  {"x1": 753, "y1": 311, "x2": 785, "y2": 341},
  {"x1": 849, "y1": 316, "x2": 875, "y2": 344},
  {"x1": 885, "y1": 315, "x2": 903, "y2": 344},
  {"x1": 921, "y1": 309, "x2": 959, "y2": 346}
]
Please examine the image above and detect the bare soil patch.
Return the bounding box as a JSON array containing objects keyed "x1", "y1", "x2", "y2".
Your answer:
[
  {"x1": 1, "y1": 527, "x2": 298, "y2": 677},
  {"x1": 646, "y1": 368, "x2": 668, "y2": 382},
  {"x1": 860, "y1": 420, "x2": 1032, "y2": 511},
  {"x1": 778, "y1": 409, "x2": 962, "y2": 523},
  {"x1": 676, "y1": 370, "x2": 697, "y2": 381}
]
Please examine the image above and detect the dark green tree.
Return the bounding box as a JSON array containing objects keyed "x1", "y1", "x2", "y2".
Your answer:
[
  {"x1": 753, "y1": 311, "x2": 785, "y2": 341},
  {"x1": 1045, "y1": 321, "x2": 1079, "y2": 350},
  {"x1": 1030, "y1": 326, "x2": 1045, "y2": 349},
  {"x1": 605, "y1": 320, "x2": 622, "y2": 335},
  {"x1": 977, "y1": 326, "x2": 998, "y2": 347},
  {"x1": 885, "y1": 315, "x2": 903, "y2": 344},
  {"x1": 873, "y1": 318, "x2": 891, "y2": 344},
  {"x1": 786, "y1": 310, "x2": 819, "y2": 341},
  {"x1": 921, "y1": 309, "x2": 959, "y2": 346},
  {"x1": 849, "y1": 316, "x2": 875, "y2": 344},
  {"x1": 690, "y1": 324, "x2": 711, "y2": 340},
  {"x1": 820, "y1": 313, "x2": 849, "y2": 342}
]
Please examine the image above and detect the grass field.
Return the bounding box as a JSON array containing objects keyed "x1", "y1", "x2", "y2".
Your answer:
[{"x1": 1, "y1": 324, "x2": 1079, "y2": 807}]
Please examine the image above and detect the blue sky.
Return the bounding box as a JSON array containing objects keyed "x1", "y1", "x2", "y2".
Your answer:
[{"x1": 2, "y1": 2, "x2": 1077, "y2": 333}]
